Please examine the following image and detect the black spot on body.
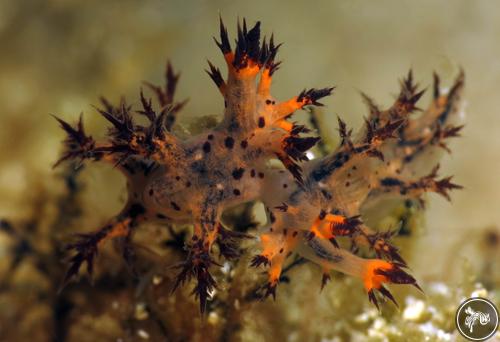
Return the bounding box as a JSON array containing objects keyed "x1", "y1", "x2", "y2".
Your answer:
[
  {"x1": 258, "y1": 117, "x2": 266, "y2": 128},
  {"x1": 232, "y1": 168, "x2": 245, "y2": 180},
  {"x1": 207, "y1": 134, "x2": 214, "y2": 140},
  {"x1": 250, "y1": 169, "x2": 256, "y2": 177},
  {"x1": 203, "y1": 141, "x2": 211, "y2": 153},
  {"x1": 128, "y1": 203, "x2": 146, "y2": 218},
  {"x1": 224, "y1": 137, "x2": 235, "y2": 149},
  {"x1": 240, "y1": 140, "x2": 248, "y2": 149},
  {"x1": 270, "y1": 212, "x2": 276, "y2": 223},
  {"x1": 191, "y1": 161, "x2": 207, "y2": 175},
  {"x1": 170, "y1": 201, "x2": 181, "y2": 211},
  {"x1": 404, "y1": 155, "x2": 414, "y2": 163},
  {"x1": 258, "y1": 172, "x2": 264, "y2": 179},
  {"x1": 381, "y1": 178, "x2": 404, "y2": 187},
  {"x1": 149, "y1": 189, "x2": 154, "y2": 196},
  {"x1": 233, "y1": 189, "x2": 241, "y2": 196}
]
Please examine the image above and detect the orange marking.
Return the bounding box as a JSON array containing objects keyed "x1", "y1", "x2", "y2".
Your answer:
[
  {"x1": 261, "y1": 233, "x2": 271, "y2": 243},
  {"x1": 310, "y1": 218, "x2": 328, "y2": 239},
  {"x1": 193, "y1": 223, "x2": 203, "y2": 238},
  {"x1": 260, "y1": 233, "x2": 277, "y2": 257},
  {"x1": 309, "y1": 214, "x2": 348, "y2": 240},
  {"x1": 325, "y1": 214, "x2": 345, "y2": 225},
  {"x1": 286, "y1": 205, "x2": 300, "y2": 215},
  {"x1": 206, "y1": 227, "x2": 219, "y2": 247},
  {"x1": 437, "y1": 96, "x2": 447, "y2": 107},
  {"x1": 99, "y1": 218, "x2": 132, "y2": 246},
  {"x1": 269, "y1": 260, "x2": 283, "y2": 284},
  {"x1": 324, "y1": 214, "x2": 348, "y2": 235},
  {"x1": 101, "y1": 154, "x2": 116, "y2": 163},
  {"x1": 275, "y1": 120, "x2": 293, "y2": 132},
  {"x1": 258, "y1": 69, "x2": 272, "y2": 95},
  {"x1": 225, "y1": 52, "x2": 261, "y2": 78},
  {"x1": 236, "y1": 60, "x2": 260, "y2": 78},
  {"x1": 363, "y1": 259, "x2": 393, "y2": 291},
  {"x1": 275, "y1": 97, "x2": 303, "y2": 120}
]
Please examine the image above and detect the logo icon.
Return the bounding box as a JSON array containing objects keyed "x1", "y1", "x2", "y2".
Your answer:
[{"x1": 456, "y1": 297, "x2": 499, "y2": 341}]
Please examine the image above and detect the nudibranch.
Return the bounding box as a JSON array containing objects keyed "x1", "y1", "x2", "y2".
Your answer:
[{"x1": 54, "y1": 17, "x2": 464, "y2": 313}]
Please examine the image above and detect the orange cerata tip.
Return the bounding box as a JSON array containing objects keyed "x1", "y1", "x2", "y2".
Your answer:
[
  {"x1": 236, "y1": 62, "x2": 260, "y2": 77},
  {"x1": 363, "y1": 259, "x2": 394, "y2": 291},
  {"x1": 258, "y1": 68, "x2": 272, "y2": 94},
  {"x1": 276, "y1": 120, "x2": 293, "y2": 132}
]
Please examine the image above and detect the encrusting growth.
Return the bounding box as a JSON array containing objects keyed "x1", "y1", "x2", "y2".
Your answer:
[{"x1": 54, "y1": 17, "x2": 465, "y2": 313}]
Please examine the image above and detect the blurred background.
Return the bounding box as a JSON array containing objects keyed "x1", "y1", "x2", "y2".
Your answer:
[{"x1": 0, "y1": 0, "x2": 499, "y2": 341}]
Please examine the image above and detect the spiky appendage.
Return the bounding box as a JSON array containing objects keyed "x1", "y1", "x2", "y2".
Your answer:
[
  {"x1": 321, "y1": 273, "x2": 332, "y2": 291},
  {"x1": 377, "y1": 164, "x2": 463, "y2": 206},
  {"x1": 215, "y1": 223, "x2": 253, "y2": 260},
  {"x1": 250, "y1": 254, "x2": 270, "y2": 268},
  {"x1": 363, "y1": 259, "x2": 422, "y2": 310},
  {"x1": 365, "y1": 229, "x2": 408, "y2": 266},
  {"x1": 59, "y1": 204, "x2": 144, "y2": 289},
  {"x1": 54, "y1": 17, "x2": 464, "y2": 313},
  {"x1": 52, "y1": 114, "x2": 97, "y2": 168},
  {"x1": 170, "y1": 239, "x2": 220, "y2": 314},
  {"x1": 144, "y1": 61, "x2": 188, "y2": 131}
]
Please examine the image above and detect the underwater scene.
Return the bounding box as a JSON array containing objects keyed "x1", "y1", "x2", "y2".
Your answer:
[{"x1": 0, "y1": 1, "x2": 499, "y2": 341}]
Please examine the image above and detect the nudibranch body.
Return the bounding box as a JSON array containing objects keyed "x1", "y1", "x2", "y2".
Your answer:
[{"x1": 54, "y1": 18, "x2": 464, "y2": 312}]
